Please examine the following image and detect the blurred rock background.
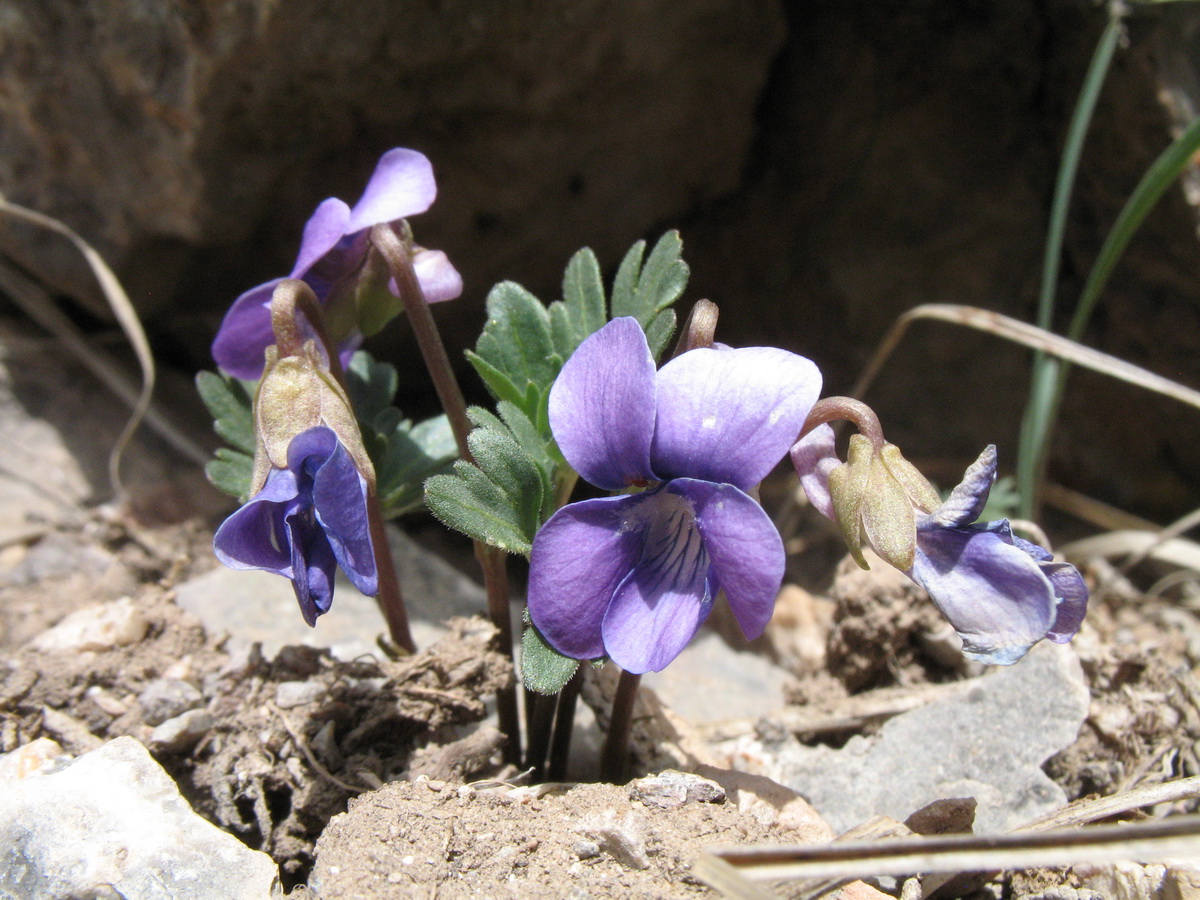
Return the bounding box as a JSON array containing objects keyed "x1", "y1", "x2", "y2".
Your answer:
[{"x1": 1, "y1": 0, "x2": 1198, "y2": 524}]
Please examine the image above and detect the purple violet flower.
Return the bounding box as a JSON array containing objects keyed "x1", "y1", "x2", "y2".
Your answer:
[
  {"x1": 213, "y1": 425, "x2": 378, "y2": 625},
  {"x1": 792, "y1": 425, "x2": 1088, "y2": 664},
  {"x1": 212, "y1": 148, "x2": 463, "y2": 380},
  {"x1": 527, "y1": 317, "x2": 822, "y2": 674}
]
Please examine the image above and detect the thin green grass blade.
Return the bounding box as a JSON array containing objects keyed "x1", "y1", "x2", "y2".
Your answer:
[{"x1": 1017, "y1": 13, "x2": 1122, "y2": 519}]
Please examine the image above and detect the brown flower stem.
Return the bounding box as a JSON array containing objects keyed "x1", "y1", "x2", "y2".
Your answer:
[
  {"x1": 670, "y1": 299, "x2": 719, "y2": 358},
  {"x1": 600, "y1": 669, "x2": 641, "y2": 783},
  {"x1": 269, "y1": 280, "x2": 415, "y2": 653},
  {"x1": 370, "y1": 222, "x2": 521, "y2": 764},
  {"x1": 524, "y1": 690, "x2": 557, "y2": 779},
  {"x1": 547, "y1": 669, "x2": 582, "y2": 782},
  {"x1": 799, "y1": 396, "x2": 885, "y2": 448}
]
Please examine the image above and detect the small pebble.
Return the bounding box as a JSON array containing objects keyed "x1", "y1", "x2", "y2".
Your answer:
[
  {"x1": 573, "y1": 840, "x2": 600, "y2": 860},
  {"x1": 149, "y1": 710, "x2": 215, "y2": 754},
  {"x1": 138, "y1": 679, "x2": 203, "y2": 726},
  {"x1": 629, "y1": 770, "x2": 725, "y2": 809},
  {"x1": 31, "y1": 597, "x2": 147, "y2": 653},
  {"x1": 274, "y1": 680, "x2": 325, "y2": 709}
]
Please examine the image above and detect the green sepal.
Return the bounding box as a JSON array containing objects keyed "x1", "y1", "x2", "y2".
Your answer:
[
  {"x1": 196, "y1": 370, "x2": 256, "y2": 455},
  {"x1": 520, "y1": 617, "x2": 579, "y2": 695},
  {"x1": 205, "y1": 447, "x2": 254, "y2": 502}
]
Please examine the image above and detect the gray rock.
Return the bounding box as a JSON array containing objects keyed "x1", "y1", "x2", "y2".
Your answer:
[
  {"x1": 137, "y1": 677, "x2": 204, "y2": 726},
  {"x1": 766, "y1": 641, "x2": 1090, "y2": 834},
  {"x1": 148, "y1": 709, "x2": 216, "y2": 754},
  {"x1": 0, "y1": 736, "x2": 279, "y2": 899},
  {"x1": 629, "y1": 770, "x2": 725, "y2": 809},
  {"x1": 176, "y1": 525, "x2": 491, "y2": 660},
  {"x1": 274, "y1": 680, "x2": 325, "y2": 709}
]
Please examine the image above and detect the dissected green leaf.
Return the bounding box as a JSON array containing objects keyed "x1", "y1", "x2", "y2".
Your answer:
[
  {"x1": 471, "y1": 281, "x2": 558, "y2": 420},
  {"x1": 205, "y1": 447, "x2": 254, "y2": 502},
  {"x1": 376, "y1": 414, "x2": 459, "y2": 519},
  {"x1": 520, "y1": 620, "x2": 579, "y2": 695},
  {"x1": 608, "y1": 232, "x2": 685, "y2": 358},
  {"x1": 549, "y1": 247, "x2": 607, "y2": 359},
  {"x1": 466, "y1": 424, "x2": 544, "y2": 539},
  {"x1": 425, "y1": 461, "x2": 535, "y2": 556},
  {"x1": 465, "y1": 350, "x2": 528, "y2": 412},
  {"x1": 196, "y1": 371, "x2": 255, "y2": 455},
  {"x1": 344, "y1": 350, "x2": 399, "y2": 424},
  {"x1": 470, "y1": 403, "x2": 557, "y2": 520}
]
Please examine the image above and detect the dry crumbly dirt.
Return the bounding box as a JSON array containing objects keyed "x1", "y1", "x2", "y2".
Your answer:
[{"x1": 5, "y1": 506, "x2": 1200, "y2": 898}]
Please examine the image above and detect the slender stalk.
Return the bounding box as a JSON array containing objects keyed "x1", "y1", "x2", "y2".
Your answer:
[
  {"x1": 270, "y1": 280, "x2": 415, "y2": 652},
  {"x1": 370, "y1": 223, "x2": 521, "y2": 764},
  {"x1": 799, "y1": 396, "x2": 885, "y2": 448},
  {"x1": 524, "y1": 691, "x2": 557, "y2": 779},
  {"x1": 600, "y1": 669, "x2": 642, "y2": 783},
  {"x1": 547, "y1": 669, "x2": 582, "y2": 781}
]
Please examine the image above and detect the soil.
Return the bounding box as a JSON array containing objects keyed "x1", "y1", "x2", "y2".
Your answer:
[{"x1": 4, "y1": 492, "x2": 1200, "y2": 899}]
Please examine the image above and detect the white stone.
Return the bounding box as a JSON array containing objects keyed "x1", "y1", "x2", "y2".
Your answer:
[
  {"x1": 0, "y1": 738, "x2": 69, "y2": 782},
  {"x1": 30, "y1": 596, "x2": 148, "y2": 652},
  {"x1": 0, "y1": 736, "x2": 279, "y2": 899}
]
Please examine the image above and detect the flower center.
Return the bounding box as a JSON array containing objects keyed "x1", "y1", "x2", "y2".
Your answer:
[{"x1": 636, "y1": 491, "x2": 709, "y2": 598}]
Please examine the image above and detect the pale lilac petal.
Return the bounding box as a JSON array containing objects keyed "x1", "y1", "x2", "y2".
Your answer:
[
  {"x1": 923, "y1": 445, "x2": 996, "y2": 529},
  {"x1": 912, "y1": 523, "x2": 1058, "y2": 665},
  {"x1": 211, "y1": 279, "x2": 283, "y2": 380},
  {"x1": 674, "y1": 479, "x2": 784, "y2": 642},
  {"x1": 347, "y1": 148, "x2": 437, "y2": 232},
  {"x1": 308, "y1": 434, "x2": 378, "y2": 596},
  {"x1": 410, "y1": 248, "x2": 463, "y2": 303},
  {"x1": 212, "y1": 467, "x2": 300, "y2": 574},
  {"x1": 527, "y1": 494, "x2": 648, "y2": 660},
  {"x1": 1042, "y1": 561, "x2": 1088, "y2": 642},
  {"x1": 789, "y1": 424, "x2": 839, "y2": 520},
  {"x1": 601, "y1": 489, "x2": 713, "y2": 674},
  {"x1": 292, "y1": 198, "x2": 352, "y2": 279},
  {"x1": 652, "y1": 346, "x2": 821, "y2": 491},
  {"x1": 549, "y1": 317, "x2": 657, "y2": 490},
  {"x1": 287, "y1": 515, "x2": 338, "y2": 626}
]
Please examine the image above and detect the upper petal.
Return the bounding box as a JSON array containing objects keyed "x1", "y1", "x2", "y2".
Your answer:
[
  {"x1": 549, "y1": 317, "x2": 657, "y2": 490},
  {"x1": 923, "y1": 445, "x2": 997, "y2": 529},
  {"x1": 211, "y1": 279, "x2": 284, "y2": 380},
  {"x1": 601, "y1": 489, "x2": 713, "y2": 674},
  {"x1": 527, "y1": 493, "x2": 649, "y2": 660},
  {"x1": 310, "y1": 435, "x2": 378, "y2": 597},
  {"x1": 912, "y1": 522, "x2": 1058, "y2": 665},
  {"x1": 674, "y1": 479, "x2": 784, "y2": 642},
  {"x1": 410, "y1": 248, "x2": 464, "y2": 303},
  {"x1": 292, "y1": 198, "x2": 352, "y2": 280},
  {"x1": 347, "y1": 148, "x2": 438, "y2": 232},
  {"x1": 212, "y1": 466, "x2": 302, "y2": 575},
  {"x1": 789, "y1": 424, "x2": 839, "y2": 520},
  {"x1": 652, "y1": 346, "x2": 821, "y2": 490}
]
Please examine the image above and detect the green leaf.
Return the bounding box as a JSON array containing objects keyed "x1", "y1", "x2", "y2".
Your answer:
[
  {"x1": 376, "y1": 414, "x2": 459, "y2": 519},
  {"x1": 196, "y1": 371, "x2": 255, "y2": 455},
  {"x1": 472, "y1": 402, "x2": 557, "y2": 520},
  {"x1": 423, "y1": 416, "x2": 548, "y2": 555},
  {"x1": 344, "y1": 351, "x2": 399, "y2": 423},
  {"x1": 520, "y1": 621, "x2": 579, "y2": 695},
  {"x1": 205, "y1": 447, "x2": 254, "y2": 502},
  {"x1": 425, "y1": 463, "x2": 534, "y2": 556},
  {"x1": 465, "y1": 350, "x2": 527, "y2": 411},
  {"x1": 609, "y1": 232, "x2": 686, "y2": 357},
  {"x1": 471, "y1": 281, "x2": 558, "y2": 420},
  {"x1": 548, "y1": 247, "x2": 607, "y2": 359}
]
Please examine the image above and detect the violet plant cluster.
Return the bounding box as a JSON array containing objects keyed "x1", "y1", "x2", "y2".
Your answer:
[{"x1": 200, "y1": 145, "x2": 1089, "y2": 774}]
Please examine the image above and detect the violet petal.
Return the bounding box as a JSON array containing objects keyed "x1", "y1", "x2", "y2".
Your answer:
[
  {"x1": 286, "y1": 509, "x2": 338, "y2": 626},
  {"x1": 790, "y1": 424, "x2": 839, "y2": 520},
  {"x1": 652, "y1": 346, "x2": 821, "y2": 491},
  {"x1": 309, "y1": 435, "x2": 378, "y2": 597},
  {"x1": 674, "y1": 478, "x2": 784, "y2": 642},
  {"x1": 210, "y1": 278, "x2": 284, "y2": 380},
  {"x1": 292, "y1": 198, "x2": 352, "y2": 280},
  {"x1": 1041, "y1": 560, "x2": 1089, "y2": 643},
  {"x1": 549, "y1": 317, "x2": 657, "y2": 491},
  {"x1": 410, "y1": 248, "x2": 464, "y2": 303},
  {"x1": 924, "y1": 445, "x2": 997, "y2": 529},
  {"x1": 912, "y1": 523, "x2": 1058, "y2": 664},
  {"x1": 347, "y1": 147, "x2": 438, "y2": 232},
  {"x1": 601, "y1": 489, "x2": 713, "y2": 674},
  {"x1": 527, "y1": 494, "x2": 648, "y2": 660},
  {"x1": 212, "y1": 466, "x2": 301, "y2": 574}
]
